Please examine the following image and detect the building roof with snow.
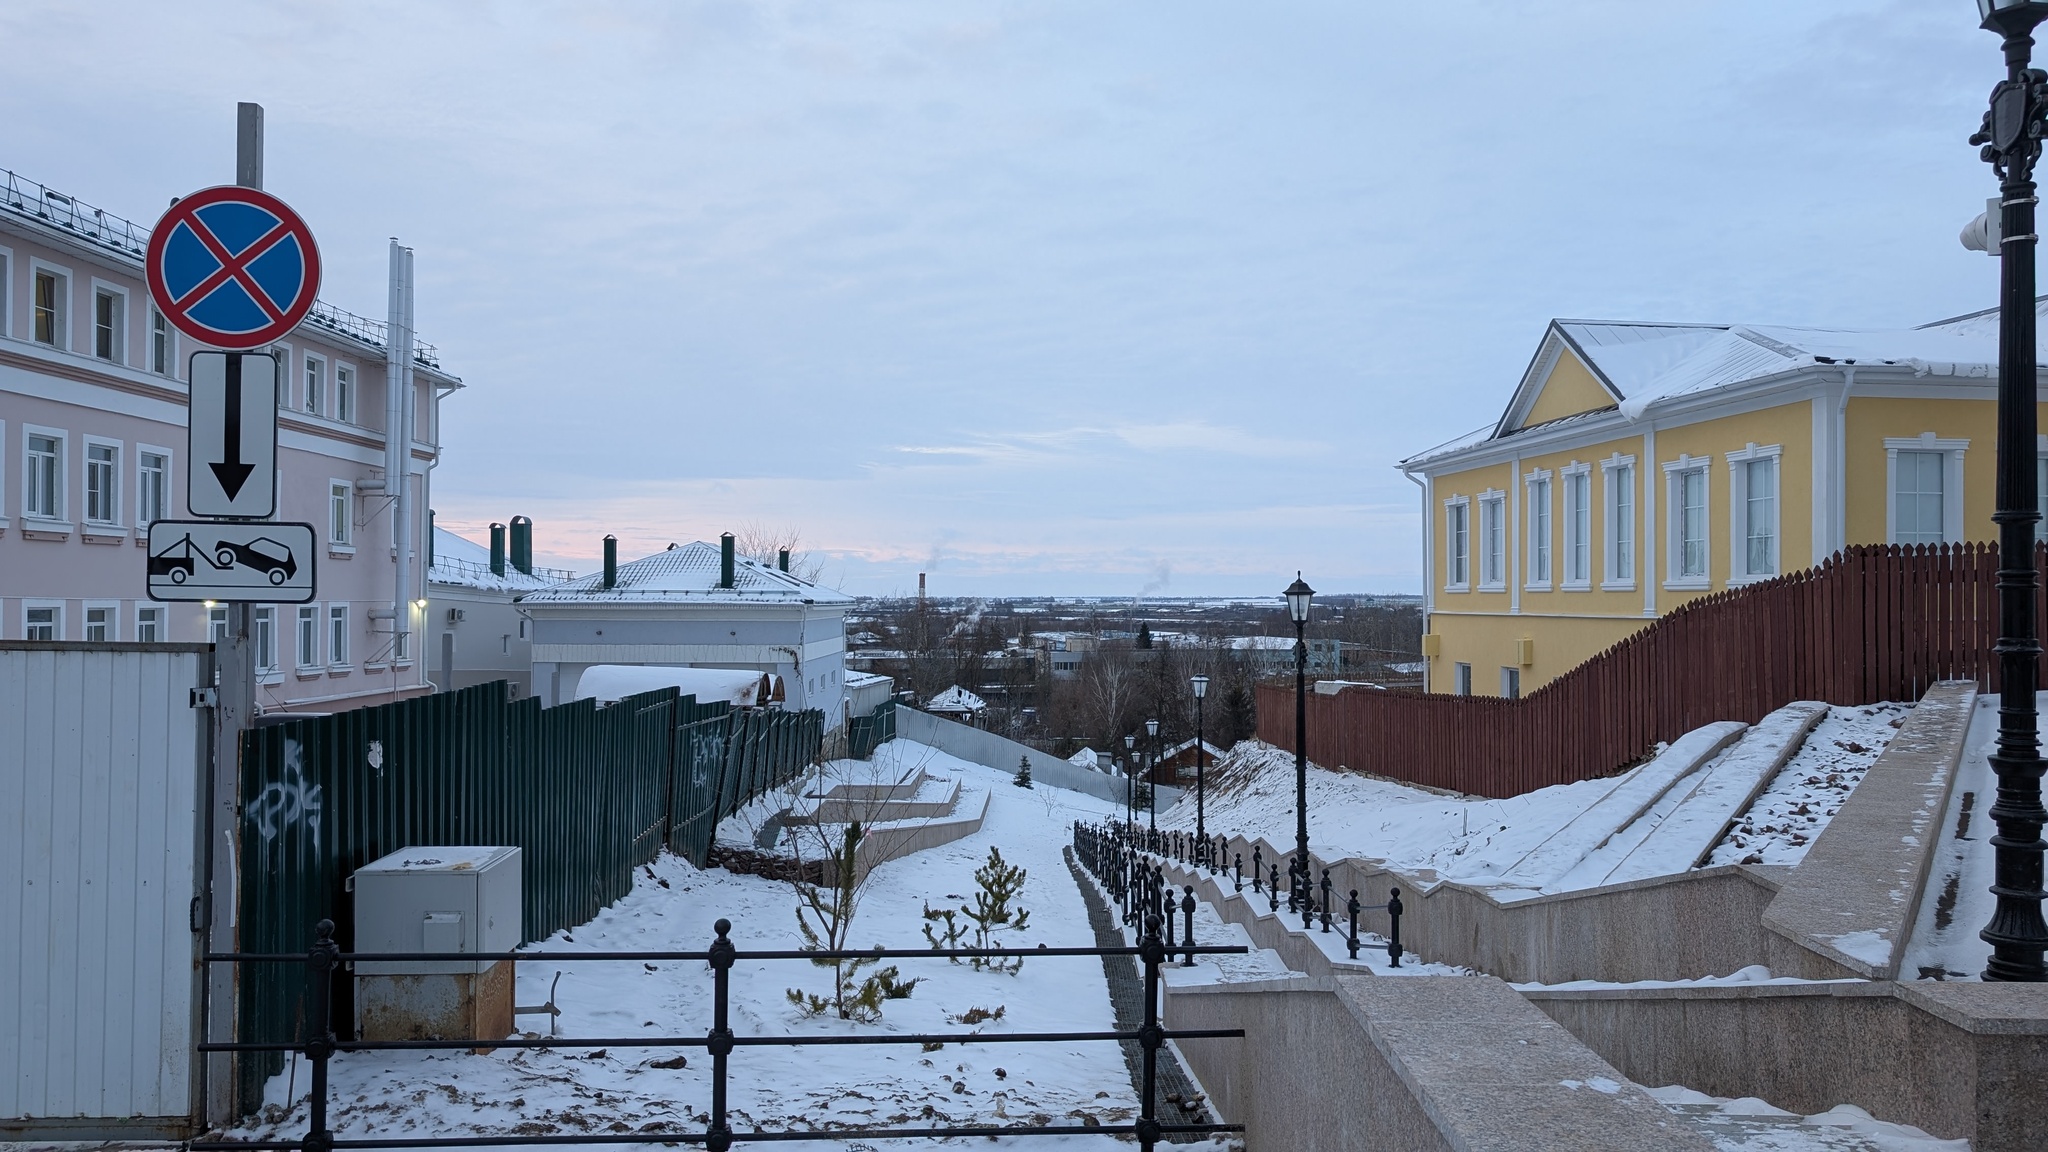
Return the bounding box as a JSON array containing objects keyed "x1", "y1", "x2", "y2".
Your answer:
[
  {"x1": 518, "y1": 540, "x2": 853, "y2": 607},
  {"x1": 1401, "y1": 299, "x2": 2048, "y2": 471},
  {"x1": 428, "y1": 527, "x2": 567, "y2": 593},
  {"x1": 925, "y1": 685, "x2": 987, "y2": 714}
]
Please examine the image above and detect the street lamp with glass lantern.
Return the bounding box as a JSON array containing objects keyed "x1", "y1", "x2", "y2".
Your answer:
[
  {"x1": 1191, "y1": 674, "x2": 1211, "y2": 864},
  {"x1": 1123, "y1": 732, "x2": 1138, "y2": 834},
  {"x1": 1284, "y1": 572, "x2": 1315, "y2": 926},
  {"x1": 1146, "y1": 717, "x2": 1161, "y2": 835},
  {"x1": 1969, "y1": 0, "x2": 2048, "y2": 983}
]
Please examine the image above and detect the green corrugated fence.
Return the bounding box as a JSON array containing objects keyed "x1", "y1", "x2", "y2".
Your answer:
[
  {"x1": 847, "y1": 699, "x2": 896, "y2": 759},
  {"x1": 232, "y1": 682, "x2": 822, "y2": 1111}
]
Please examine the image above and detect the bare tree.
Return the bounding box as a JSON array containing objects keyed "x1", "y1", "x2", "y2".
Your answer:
[{"x1": 733, "y1": 521, "x2": 827, "y2": 583}]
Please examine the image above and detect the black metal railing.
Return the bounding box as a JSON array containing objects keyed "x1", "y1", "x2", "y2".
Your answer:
[
  {"x1": 1074, "y1": 821, "x2": 1406, "y2": 969},
  {"x1": 195, "y1": 915, "x2": 1246, "y2": 1152}
]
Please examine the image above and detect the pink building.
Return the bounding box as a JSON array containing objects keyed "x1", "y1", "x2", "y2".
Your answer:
[{"x1": 0, "y1": 167, "x2": 459, "y2": 714}]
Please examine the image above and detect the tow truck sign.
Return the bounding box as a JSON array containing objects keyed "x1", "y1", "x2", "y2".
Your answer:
[{"x1": 146, "y1": 520, "x2": 317, "y2": 604}]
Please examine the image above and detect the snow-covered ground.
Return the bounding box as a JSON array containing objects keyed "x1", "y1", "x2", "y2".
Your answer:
[
  {"x1": 232, "y1": 741, "x2": 1237, "y2": 1151},
  {"x1": 1705, "y1": 704, "x2": 1909, "y2": 868},
  {"x1": 1163, "y1": 703, "x2": 1908, "y2": 896}
]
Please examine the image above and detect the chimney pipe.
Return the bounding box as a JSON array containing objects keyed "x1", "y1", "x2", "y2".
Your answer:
[
  {"x1": 603, "y1": 535, "x2": 617, "y2": 589},
  {"x1": 510, "y1": 516, "x2": 533, "y2": 575},
  {"x1": 720, "y1": 533, "x2": 736, "y2": 589},
  {"x1": 489, "y1": 523, "x2": 506, "y2": 577},
  {"x1": 919, "y1": 572, "x2": 926, "y2": 602},
  {"x1": 778, "y1": 548, "x2": 790, "y2": 573}
]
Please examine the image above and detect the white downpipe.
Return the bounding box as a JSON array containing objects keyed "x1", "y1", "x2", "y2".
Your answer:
[{"x1": 385, "y1": 240, "x2": 416, "y2": 669}]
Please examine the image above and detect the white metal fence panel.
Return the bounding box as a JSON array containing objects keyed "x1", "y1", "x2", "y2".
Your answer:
[{"x1": 0, "y1": 644, "x2": 207, "y2": 1131}]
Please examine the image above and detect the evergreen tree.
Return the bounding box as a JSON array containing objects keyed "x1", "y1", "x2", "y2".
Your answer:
[
  {"x1": 1136, "y1": 622, "x2": 1153, "y2": 649},
  {"x1": 1013, "y1": 754, "x2": 1033, "y2": 789}
]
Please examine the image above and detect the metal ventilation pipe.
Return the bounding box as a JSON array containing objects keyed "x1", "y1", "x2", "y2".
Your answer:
[
  {"x1": 490, "y1": 523, "x2": 506, "y2": 577},
  {"x1": 720, "y1": 533, "x2": 736, "y2": 589},
  {"x1": 603, "y1": 535, "x2": 617, "y2": 589},
  {"x1": 779, "y1": 548, "x2": 790, "y2": 573},
  {"x1": 510, "y1": 516, "x2": 533, "y2": 576}
]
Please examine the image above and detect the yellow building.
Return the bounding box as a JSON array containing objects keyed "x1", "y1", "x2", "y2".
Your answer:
[{"x1": 1399, "y1": 303, "x2": 2048, "y2": 697}]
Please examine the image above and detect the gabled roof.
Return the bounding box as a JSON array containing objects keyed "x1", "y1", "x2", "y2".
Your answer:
[
  {"x1": 926, "y1": 685, "x2": 987, "y2": 712},
  {"x1": 519, "y1": 540, "x2": 853, "y2": 607},
  {"x1": 1404, "y1": 300, "x2": 2048, "y2": 471}
]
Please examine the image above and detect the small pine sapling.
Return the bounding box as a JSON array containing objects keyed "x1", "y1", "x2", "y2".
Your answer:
[
  {"x1": 786, "y1": 822, "x2": 921, "y2": 1021},
  {"x1": 962, "y1": 846, "x2": 1031, "y2": 974},
  {"x1": 922, "y1": 903, "x2": 967, "y2": 958},
  {"x1": 1014, "y1": 754, "x2": 1033, "y2": 789}
]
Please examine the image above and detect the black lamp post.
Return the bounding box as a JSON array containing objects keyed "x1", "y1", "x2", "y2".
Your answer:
[
  {"x1": 1146, "y1": 717, "x2": 1161, "y2": 834},
  {"x1": 1973, "y1": 0, "x2": 2048, "y2": 983},
  {"x1": 1284, "y1": 573, "x2": 1315, "y2": 923},
  {"x1": 1123, "y1": 732, "x2": 1137, "y2": 834},
  {"x1": 1191, "y1": 673, "x2": 1210, "y2": 865}
]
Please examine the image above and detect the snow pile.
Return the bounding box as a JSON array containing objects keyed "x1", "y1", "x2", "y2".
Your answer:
[
  {"x1": 236, "y1": 742, "x2": 1237, "y2": 1151},
  {"x1": 1645, "y1": 1086, "x2": 1968, "y2": 1151},
  {"x1": 1513, "y1": 964, "x2": 1862, "y2": 992},
  {"x1": 1705, "y1": 704, "x2": 1909, "y2": 868}
]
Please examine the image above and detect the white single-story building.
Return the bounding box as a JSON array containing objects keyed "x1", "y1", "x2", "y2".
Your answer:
[
  {"x1": 520, "y1": 534, "x2": 854, "y2": 724},
  {"x1": 424, "y1": 519, "x2": 570, "y2": 698}
]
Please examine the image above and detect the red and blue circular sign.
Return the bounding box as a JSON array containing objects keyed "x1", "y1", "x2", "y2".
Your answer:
[{"x1": 145, "y1": 185, "x2": 321, "y2": 350}]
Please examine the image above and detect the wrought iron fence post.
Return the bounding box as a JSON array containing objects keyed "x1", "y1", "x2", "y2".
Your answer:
[
  {"x1": 1320, "y1": 869, "x2": 1333, "y2": 933},
  {"x1": 302, "y1": 919, "x2": 340, "y2": 1152},
  {"x1": 1182, "y1": 886, "x2": 1197, "y2": 966},
  {"x1": 1137, "y1": 913, "x2": 1166, "y2": 1152},
  {"x1": 1251, "y1": 845, "x2": 1262, "y2": 893},
  {"x1": 1268, "y1": 862, "x2": 1279, "y2": 914},
  {"x1": 707, "y1": 918, "x2": 737, "y2": 1152},
  {"x1": 1386, "y1": 887, "x2": 1404, "y2": 968},
  {"x1": 1300, "y1": 861, "x2": 1315, "y2": 932},
  {"x1": 1346, "y1": 890, "x2": 1361, "y2": 959},
  {"x1": 1162, "y1": 874, "x2": 1177, "y2": 951},
  {"x1": 1234, "y1": 851, "x2": 1243, "y2": 893}
]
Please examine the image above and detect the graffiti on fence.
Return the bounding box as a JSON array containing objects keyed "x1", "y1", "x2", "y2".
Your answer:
[{"x1": 250, "y1": 737, "x2": 323, "y2": 859}]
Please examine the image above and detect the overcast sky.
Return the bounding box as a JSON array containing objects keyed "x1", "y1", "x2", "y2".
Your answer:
[{"x1": 0, "y1": 1, "x2": 2008, "y2": 596}]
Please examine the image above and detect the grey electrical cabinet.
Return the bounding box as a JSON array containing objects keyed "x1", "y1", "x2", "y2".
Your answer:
[{"x1": 350, "y1": 846, "x2": 522, "y2": 1042}]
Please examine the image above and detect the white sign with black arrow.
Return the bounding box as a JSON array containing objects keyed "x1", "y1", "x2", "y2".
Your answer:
[
  {"x1": 146, "y1": 519, "x2": 317, "y2": 603},
  {"x1": 187, "y1": 350, "x2": 278, "y2": 518}
]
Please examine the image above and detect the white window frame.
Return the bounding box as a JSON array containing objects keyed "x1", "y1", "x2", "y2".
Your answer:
[
  {"x1": 29, "y1": 258, "x2": 71, "y2": 350},
  {"x1": 1602, "y1": 454, "x2": 1637, "y2": 590},
  {"x1": 135, "y1": 605, "x2": 163, "y2": 643},
  {"x1": 334, "y1": 362, "x2": 356, "y2": 424},
  {"x1": 1662, "y1": 455, "x2": 1712, "y2": 591},
  {"x1": 0, "y1": 417, "x2": 9, "y2": 535},
  {"x1": 208, "y1": 605, "x2": 228, "y2": 645},
  {"x1": 82, "y1": 435, "x2": 122, "y2": 528},
  {"x1": 328, "y1": 479, "x2": 354, "y2": 550},
  {"x1": 328, "y1": 603, "x2": 351, "y2": 669},
  {"x1": 1453, "y1": 662, "x2": 1472, "y2": 696},
  {"x1": 253, "y1": 606, "x2": 279, "y2": 678},
  {"x1": 297, "y1": 605, "x2": 322, "y2": 671},
  {"x1": 1501, "y1": 666, "x2": 1521, "y2": 700},
  {"x1": 83, "y1": 600, "x2": 119, "y2": 642},
  {"x1": 150, "y1": 305, "x2": 176, "y2": 376},
  {"x1": 24, "y1": 601, "x2": 63, "y2": 641},
  {"x1": 1443, "y1": 496, "x2": 1471, "y2": 592},
  {"x1": 1478, "y1": 490, "x2": 1507, "y2": 591},
  {"x1": 137, "y1": 443, "x2": 172, "y2": 528},
  {"x1": 0, "y1": 245, "x2": 12, "y2": 339},
  {"x1": 1524, "y1": 469, "x2": 1553, "y2": 591},
  {"x1": 270, "y1": 343, "x2": 293, "y2": 409},
  {"x1": 89, "y1": 278, "x2": 127, "y2": 365},
  {"x1": 1884, "y1": 434, "x2": 1969, "y2": 546},
  {"x1": 1727, "y1": 442, "x2": 1784, "y2": 583},
  {"x1": 23, "y1": 423, "x2": 68, "y2": 525},
  {"x1": 1561, "y1": 462, "x2": 1593, "y2": 589},
  {"x1": 303, "y1": 352, "x2": 326, "y2": 417}
]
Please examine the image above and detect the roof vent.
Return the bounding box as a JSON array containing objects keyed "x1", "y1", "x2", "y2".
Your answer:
[
  {"x1": 720, "y1": 533, "x2": 736, "y2": 589},
  {"x1": 510, "y1": 516, "x2": 533, "y2": 576},
  {"x1": 602, "y1": 535, "x2": 617, "y2": 590},
  {"x1": 489, "y1": 523, "x2": 506, "y2": 578}
]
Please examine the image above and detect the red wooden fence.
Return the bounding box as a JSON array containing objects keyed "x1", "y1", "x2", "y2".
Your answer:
[{"x1": 1255, "y1": 543, "x2": 2042, "y2": 798}]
